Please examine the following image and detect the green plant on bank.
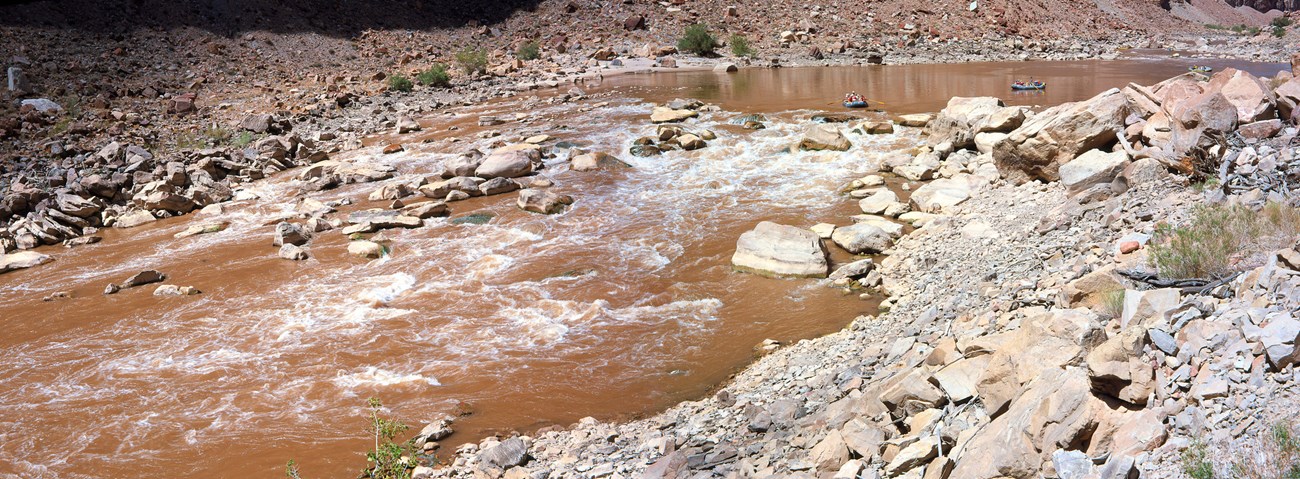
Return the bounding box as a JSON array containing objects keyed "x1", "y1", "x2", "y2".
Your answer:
[
  {"x1": 387, "y1": 74, "x2": 414, "y2": 93},
  {"x1": 1207, "y1": 23, "x2": 1263, "y2": 35},
  {"x1": 285, "y1": 459, "x2": 303, "y2": 479},
  {"x1": 1274, "y1": 26, "x2": 1288, "y2": 37},
  {"x1": 729, "y1": 34, "x2": 754, "y2": 57},
  {"x1": 516, "y1": 40, "x2": 541, "y2": 61},
  {"x1": 231, "y1": 130, "x2": 256, "y2": 148},
  {"x1": 362, "y1": 397, "x2": 415, "y2": 479},
  {"x1": 1272, "y1": 16, "x2": 1294, "y2": 28},
  {"x1": 677, "y1": 23, "x2": 718, "y2": 56},
  {"x1": 1099, "y1": 289, "x2": 1125, "y2": 318},
  {"x1": 455, "y1": 47, "x2": 489, "y2": 75},
  {"x1": 1149, "y1": 202, "x2": 1300, "y2": 280},
  {"x1": 416, "y1": 64, "x2": 451, "y2": 88},
  {"x1": 1184, "y1": 439, "x2": 1216, "y2": 479},
  {"x1": 1192, "y1": 176, "x2": 1221, "y2": 193}
]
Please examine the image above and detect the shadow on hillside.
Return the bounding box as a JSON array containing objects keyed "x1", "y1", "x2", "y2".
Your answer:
[{"x1": 0, "y1": 0, "x2": 544, "y2": 36}]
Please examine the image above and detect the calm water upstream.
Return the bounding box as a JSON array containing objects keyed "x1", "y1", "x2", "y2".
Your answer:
[{"x1": 0, "y1": 58, "x2": 1286, "y2": 478}]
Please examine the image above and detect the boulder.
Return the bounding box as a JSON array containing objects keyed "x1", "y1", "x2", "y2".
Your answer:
[
  {"x1": 857, "y1": 120, "x2": 894, "y2": 134},
  {"x1": 55, "y1": 194, "x2": 100, "y2": 217},
  {"x1": 909, "y1": 175, "x2": 979, "y2": 213},
  {"x1": 114, "y1": 210, "x2": 157, "y2": 228},
  {"x1": 1086, "y1": 327, "x2": 1153, "y2": 405},
  {"x1": 1120, "y1": 288, "x2": 1179, "y2": 329},
  {"x1": 174, "y1": 222, "x2": 228, "y2": 239},
  {"x1": 975, "y1": 310, "x2": 1104, "y2": 415},
  {"x1": 810, "y1": 430, "x2": 851, "y2": 472},
  {"x1": 279, "y1": 244, "x2": 310, "y2": 260},
  {"x1": 1261, "y1": 315, "x2": 1300, "y2": 370},
  {"x1": 517, "y1": 189, "x2": 573, "y2": 214},
  {"x1": 713, "y1": 63, "x2": 739, "y2": 73},
  {"x1": 830, "y1": 223, "x2": 893, "y2": 254},
  {"x1": 650, "y1": 107, "x2": 698, "y2": 123},
  {"x1": 476, "y1": 150, "x2": 536, "y2": 179},
  {"x1": 828, "y1": 258, "x2": 874, "y2": 281},
  {"x1": 479, "y1": 437, "x2": 528, "y2": 472},
  {"x1": 731, "y1": 221, "x2": 830, "y2": 278},
  {"x1": 122, "y1": 270, "x2": 166, "y2": 288},
  {"x1": 1059, "y1": 149, "x2": 1129, "y2": 193},
  {"x1": 800, "y1": 124, "x2": 851, "y2": 151},
  {"x1": 925, "y1": 97, "x2": 1006, "y2": 149},
  {"x1": 153, "y1": 284, "x2": 201, "y2": 296},
  {"x1": 479, "y1": 177, "x2": 520, "y2": 196},
  {"x1": 884, "y1": 438, "x2": 938, "y2": 477},
  {"x1": 444, "y1": 155, "x2": 483, "y2": 177},
  {"x1": 397, "y1": 116, "x2": 421, "y2": 134},
  {"x1": 347, "y1": 240, "x2": 386, "y2": 259},
  {"x1": 273, "y1": 222, "x2": 311, "y2": 247},
  {"x1": 858, "y1": 190, "x2": 899, "y2": 215},
  {"x1": 0, "y1": 251, "x2": 52, "y2": 274},
  {"x1": 1209, "y1": 68, "x2": 1276, "y2": 123},
  {"x1": 993, "y1": 88, "x2": 1128, "y2": 184},
  {"x1": 1166, "y1": 90, "x2": 1238, "y2": 160},
  {"x1": 896, "y1": 113, "x2": 935, "y2": 127},
  {"x1": 952, "y1": 367, "x2": 1099, "y2": 479},
  {"x1": 571, "y1": 152, "x2": 631, "y2": 171}
]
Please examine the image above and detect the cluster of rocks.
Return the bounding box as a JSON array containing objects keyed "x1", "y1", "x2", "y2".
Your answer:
[
  {"x1": 0, "y1": 132, "x2": 331, "y2": 256},
  {"x1": 422, "y1": 68, "x2": 1300, "y2": 479}
]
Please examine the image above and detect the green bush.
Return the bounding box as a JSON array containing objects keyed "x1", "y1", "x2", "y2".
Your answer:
[
  {"x1": 1183, "y1": 439, "x2": 1216, "y2": 479},
  {"x1": 677, "y1": 24, "x2": 718, "y2": 56},
  {"x1": 387, "y1": 74, "x2": 414, "y2": 93},
  {"x1": 416, "y1": 64, "x2": 451, "y2": 88},
  {"x1": 362, "y1": 397, "x2": 415, "y2": 479},
  {"x1": 729, "y1": 34, "x2": 754, "y2": 57},
  {"x1": 1149, "y1": 202, "x2": 1300, "y2": 279},
  {"x1": 455, "y1": 47, "x2": 489, "y2": 74},
  {"x1": 1274, "y1": 26, "x2": 1287, "y2": 37},
  {"x1": 1272, "y1": 16, "x2": 1293, "y2": 28},
  {"x1": 516, "y1": 41, "x2": 541, "y2": 61},
  {"x1": 1100, "y1": 289, "x2": 1125, "y2": 318}
]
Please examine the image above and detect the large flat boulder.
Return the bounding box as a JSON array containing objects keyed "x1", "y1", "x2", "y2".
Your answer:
[
  {"x1": 830, "y1": 222, "x2": 893, "y2": 254},
  {"x1": 909, "y1": 174, "x2": 983, "y2": 213},
  {"x1": 993, "y1": 88, "x2": 1128, "y2": 184},
  {"x1": 800, "y1": 124, "x2": 851, "y2": 151},
  {"x1": 731, "y1": 221, "x2": 829, "y2": 278},
  {"x1": 1059, "y1": 149, "x2": 1129, "y2": 193},
  {"x1": 1208, "y1": 67, "x2": 1276, "y2": 123},
  {"x1": 0, "y1": 251, "x2": 52, "y2": 274},
  {"x1": 476, "y1": 149, "x2": 537, "y2": 179}
]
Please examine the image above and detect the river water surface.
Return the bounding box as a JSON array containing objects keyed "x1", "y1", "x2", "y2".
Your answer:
[{"x1": 0, "y1": 58, "x2": 1286, "y2": 478}]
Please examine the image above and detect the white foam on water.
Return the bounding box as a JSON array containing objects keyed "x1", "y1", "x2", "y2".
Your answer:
[{"x1": 332, "y1": 366, "x2": 441, "y2": 389}]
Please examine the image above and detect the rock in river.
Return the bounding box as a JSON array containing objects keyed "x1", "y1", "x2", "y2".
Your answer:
[
  {"x1": 518, "y1": 189, "x2": 573, "y2": 214},
  {"x1": 831, "y1": 222, "x2": 894, "y2": 254},
  {"x1": 799, "y1": 124, "x2": 851, "y2": 151},
  {"x1": 731, "y1": 221, "x2": 830, "y2": 278},
  {"x1": 0, "y1": 251, "x2": 53, "y2": 274}
]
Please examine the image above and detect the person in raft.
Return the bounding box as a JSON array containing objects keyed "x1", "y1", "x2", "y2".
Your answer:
[{"x1": 844, "y1": 92, "x2": 863, "y2": 103}]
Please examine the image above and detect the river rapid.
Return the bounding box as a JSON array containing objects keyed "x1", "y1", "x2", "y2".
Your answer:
[{"x1": 0, "y1": 57, "x2": 1286, "y2": 478}]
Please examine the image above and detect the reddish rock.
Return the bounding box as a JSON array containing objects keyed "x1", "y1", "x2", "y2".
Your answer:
[
  {"x1": 168, "y1": 92, "x2": 196, "y2": 114},
  {"x1": 1238, "y1": 119, "x2": 1283, "y2": 140},
  {"x1": 383, "y1": 144, "x2": 404, "y2": 154},
  {"x1": 622, "y1": 15, "x2": 646, "y2": 31},
  {"x1": 1119, "y1": 241, "x2": 1140, "y2": 254}
]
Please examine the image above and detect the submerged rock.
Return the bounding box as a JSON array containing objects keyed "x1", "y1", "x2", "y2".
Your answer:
[{"x1": 0, "y1": 251, "x2": 52, "y2": 274}]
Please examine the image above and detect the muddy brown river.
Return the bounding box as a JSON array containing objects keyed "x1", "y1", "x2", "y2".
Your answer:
[{"x1": 0, "y1": 58, "x2": 1286, "y2": 478}]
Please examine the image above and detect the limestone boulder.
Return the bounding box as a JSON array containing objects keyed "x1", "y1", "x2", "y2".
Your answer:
[
  {"x1": 517, "y1": 189, "x2": 573, "y2": 214},
  {"x1": 0, "y1": 251, "x2": 52, "y2": 274},
  {"x1": 909, "y1": 174, "x2": 983, "y2": 213},
  {"x1": 476, "y1": 149, "x2": 537, "y2": 179},
  {"x1": 800, "y1": 124, "x2": 851, "y2": 151},
  {"x1": 1261, "y1": 315, "x2": 1300, "y2": 370},
  {"x1": 993, "y1": 88, "x2": 1128, "y2": 184},
  {"x1": 650, "y1": 107, "x2": 698, "y2": 123},
  {"x1": 925, "y1": 97, "x2": 1006, "y2": 149},
  {"x1": 976, "y1": 309, "x2": 1104, "y2": 416},
  {"x1": 830, "y1": 222, "x2": 893, "y2": 254},
  {"x1": 1208, "y1": 68, "x2": 1276, "y2": 123},
  {"x1": 1085, "y1": 327, "x2": 1153, "y2": 405},
  {"x1": 571, "y1": 152, "x2": 631, "y2": 171},
  {"x1": 1059, "y1": 149, "x2": 1129, "y2": 193},
  {"x1": 731, "y1": 221, "x2": 830, "y2": 278}
]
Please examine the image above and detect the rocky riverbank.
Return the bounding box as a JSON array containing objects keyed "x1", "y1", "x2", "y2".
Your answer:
[{"x1": 418, "y1": 62, "x2": 1300, "y2": 479}]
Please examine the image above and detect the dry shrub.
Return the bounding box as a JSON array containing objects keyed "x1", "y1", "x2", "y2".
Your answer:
[
  {"x1": 1149, "y1": 202, "x2": 1300, "y2": 279},
  {"x1": 1234, "y1": 422, "x2": 1300, "y2": 479}
]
